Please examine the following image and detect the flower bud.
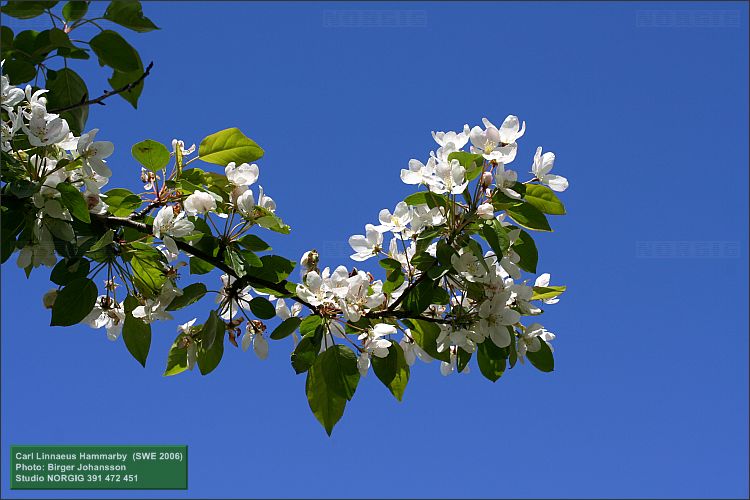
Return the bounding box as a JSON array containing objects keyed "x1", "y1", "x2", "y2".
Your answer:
[
  {"x1": 42, "y1": 289, "x2": 58, "y2": 309},
  {"x1": 476, "y1": 203, "x2": 495, "y2": 220},
  {"x1": 480, "y1": 171, "x2": 493, "y2": 187},
  {"x1": 300, "y1": 250, "x2": 319, "y2": 271}
]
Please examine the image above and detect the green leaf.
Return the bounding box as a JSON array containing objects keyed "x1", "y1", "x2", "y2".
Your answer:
[
  {"x1": 448, "y1": 151, "x2": 484, "y2": 180},
  {"x1": 237, "y1": 234, "x2": 271, "y2": 252},
  {"x1": 103, "y1": 0, "x2": 159, "y2": 32},
  {"x1": 522, "y1": 184, "x2": 566, "y2": 215},
  {"x1": 291, "y1": 329, "x2": 321, "y2": 374},
  {"x1": 270, "y1": 316, "x2": 302, "y2": 340},
  {"x1": 305, "y1": 345, "x2": 360, "y2": 435},
  {"x1": 103, "y1": 188, "x2": 142, "y2": 216},
  {"x1": 402, "y1": 280, "x2": 436, "y2": 315},
  {"x1": 130, "y1": 250, "x2": 166, "y2": 299},
  {"x1": 122, "y1": 296, "x2": 151, "y2": 367},
  {"x1": 50, "y1": 257, "x2": 90, "y2": 286},
  {"x1": 256, "y1": 214, "x2": 290, "y2": 234},
  {"x1": 9, "y1": 180, "x2": 39, "y2": 198},
  {"x1": 299, "y1": 315, "x2": 322, "y2": 337},
  {"x1": 506, "y1": 203, "x2": 552, "y2": 232},
  {"x1": 372, "y1": 342, "x2": 410, "y2": 401},
  {"x1": 382, "y1": 263, "x2": 404, "y2": 295},
  {"x1": 0, "y1": 1, "x2": 50, "y2": 19},
  {"x1": 166, "y1": 283, "x2": 207, "y2": 310},
  {"x1": 403, "y1": 191, "x2": 448, "y2": 209},
  {"x1": 2, "y1": 58, "x2": 36, "y2": 85},
  {"x1": 131, "y1": 139, "x2": 170, "y2": 172},
  {"x1": 56, "y1": 46, "x2": 89, "y2": 60},
  {"x1": 197, "y1": 327, "x2": 225, "y2": 375},
  {"x1": 248, "y1": 296, "x2": 275, "y2": 320},
  {"x1": 55, "y1": 182, "x2": 90, "y2": 223},
  {"x1": 199, "y1": 310, "x2": 224, "y2": 350},
  {"x1": 163, "y1": 334, "x2": 189, "y2": 376},
  {"x1": 198, "y1": 127, "x2": 264, "y2": 166},
  {"x1": 513, "y1": 229, "x2": 538, "y2": 273},
  {"x1": 189, "y1": 255, "x2": 214, "y2": 275},
  {"x1": 379, "y1": 258, "x2": 400, "y2": 272},
  {"x1": 477, "y1": 340, "x2": 507, "y2": 382},
  {"x1": 62, "y1": 1, "x2": 88, "y2": 21},
  {"x1": 88, "y1": 229, "x2": 114, "y2": 253},
  {"x1": 526, "y1": 339, "x2": 554, "y2": 372},
  {"x1": 44, "y1": 68, "x2": 88, "y2": 135},
  {"x1": 531, "y1": 285, "x2": 566, "y2": 300},
  {"x1": 405, "y1": 319, "x2": 450, "y2": 363},
  {"x1": 481, "y1": 219, "x2": 510, "y2": 258},
  {"x1": 0, "y1": 26, "x2": 13, "y2": 54},
  {"x1": 108, "y1": 67, "x2": 144, "y2": 108},
  {"x1": 90, "y1": 29, "x2": 140, "y2": 73},
  {"x1": 50, "y1": 277, "x2": 97, "y2": 326},
  {"x1": 245, "y1": 255, "x2": 295, "y2": 284}
]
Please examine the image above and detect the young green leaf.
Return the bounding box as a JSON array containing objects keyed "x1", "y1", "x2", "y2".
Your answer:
[
  {"x1": 163, "y1": 334, "x2": 189, "y2": 376},
  {"x1": 531, "y1": 285, "x2": 566, "y2": 300},
  {"x1": 198, "y1": 128, "x2": 264, "y2": 166},
  {"x1": 523, "y1": 184, "x2": 566, "y2": 215},
  {"x1": 131, "y1": 139, "x2": 170, "y2": 172},
  {"x1": 103, "y1": 188, "x2": 142, "y2": 216}
]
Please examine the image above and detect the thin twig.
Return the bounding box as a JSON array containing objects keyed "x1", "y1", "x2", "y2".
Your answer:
[{"x1": 48, "y1": 62, "x2": 155, "y2": 114}]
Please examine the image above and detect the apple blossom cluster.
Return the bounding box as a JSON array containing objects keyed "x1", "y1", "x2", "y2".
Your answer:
[
  {"x1": 2, "y1": 74, "x2": 109, "y2": 264},
  {"x1": 272, "y1": 115, "x2": 568, "y2": 379}
]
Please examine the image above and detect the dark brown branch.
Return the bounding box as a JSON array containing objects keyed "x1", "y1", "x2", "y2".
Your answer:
[
  {"x1": 95, "y1": 214, "x2": 317, "y2": 310},
  {"x1": 129, "y1": 200, "x2": 164, "y2": 220},
  {"x1": 94, "y1": 213, "x2": 449, "y2": 325},
  {"x1": 49, "y1": 62, "x2": 155, "y2": 114}
]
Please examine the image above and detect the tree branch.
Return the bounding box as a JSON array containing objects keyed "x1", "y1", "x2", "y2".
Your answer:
[
  {"x1": 95, "y1": 213, "x2": 447, "y2": 326},
  {"x1": 48, "y1": 62, "x2": 155, "y2": 114}
]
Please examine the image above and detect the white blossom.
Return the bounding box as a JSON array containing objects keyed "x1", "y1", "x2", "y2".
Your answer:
[
  {"x1": 183, "y1": 190, "x2": 217, "y2": 216},
  {"x1": 349, "y1": 224, "x2": 383, "y2": 261},
  {"x1": 531, "y1": 147, "x2": 568, "y2": 192}
]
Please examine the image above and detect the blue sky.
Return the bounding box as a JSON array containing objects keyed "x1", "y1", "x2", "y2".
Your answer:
[{"x1": 2, "y1": 1, "x2": 748, "y2": 498}]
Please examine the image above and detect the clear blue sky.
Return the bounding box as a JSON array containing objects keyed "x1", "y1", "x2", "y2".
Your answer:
[{"x1": 2, "y1": 2, "x2": 748, "y2": 498}]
